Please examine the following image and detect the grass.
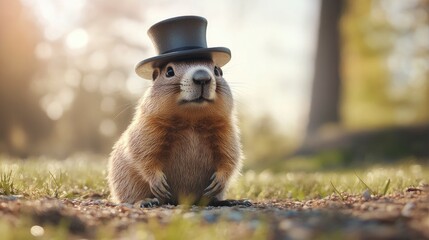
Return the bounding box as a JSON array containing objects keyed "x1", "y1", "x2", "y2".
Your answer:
[
  {"x1": 0, "y1": 170, "x2": 15, "y2": 195},
  {"x1": 0, "y1": 155, "x2": 428, "y2": 200},
  {"x1": 0, "y1": 155, "x2": 428, "y2": 239},
  {"x1": 0, "y1": 155, "x2": 109, "y2": 199},
  {"x1": 232, "y1": 163, "x2": 428, "y2": 200}
]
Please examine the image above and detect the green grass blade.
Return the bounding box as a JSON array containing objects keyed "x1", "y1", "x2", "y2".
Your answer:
[
  {"x1": 382, "y1": 179, "x2": 391, "y2": 195},
  {"x1": 330, "y1": 181, "x2": 345, "y2": 201},
  {"x1": 354, "y1": 172, "x2": 375, "y2": 195}
]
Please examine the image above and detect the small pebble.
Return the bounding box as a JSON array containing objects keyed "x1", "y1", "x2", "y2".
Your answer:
[
  {"x1": 289, "y1": 226, "x2": 312, "y2": 239},
  {"x1": 401, "y1": 202, "x2": 415, "y2": 217},
  {"x1": 227, "y1": 211, "x2": 243, "y2": 221},
  {"x1": 282, "y1": 210, "x2": 299, "y2": 218},
  {"x1": 279, "y1": 219, "x2": 294, "y2": 231},
  {"x1": 0, "y1": 195, "x2": 23, "y2": 201},
  {"x1": 183, "y1": 212, "x2": 195, "y2": 219},
  {"x1": 386, "y1": 205, "x2": 398, "y2": 212},
  {"x1": 248, "y1": 219, "x2": 260, "y2": 229},
  {"x1": 362, "y1": 189, "x2": 371, "y2": 201},
  {"x1": 202, "y1": 212, "x2": 219, "y2": 223}
]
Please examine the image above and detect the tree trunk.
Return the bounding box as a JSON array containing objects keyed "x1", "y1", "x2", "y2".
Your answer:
[
  {"x1": 0, "y1": 1, "x2": 52, "y2": 157},
  {"x1": 306, "y1": 0, "x2": 343, "y2": 138}
]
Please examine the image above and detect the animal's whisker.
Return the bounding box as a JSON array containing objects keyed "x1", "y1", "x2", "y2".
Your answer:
[{"x1": 114, "y1": 103, "x2": 135, "y2": 119}]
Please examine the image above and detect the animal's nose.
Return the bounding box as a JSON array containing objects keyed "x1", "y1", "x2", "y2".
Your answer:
[{"x1": 192, "y1": 70, "x2": 212, "y2": 85}]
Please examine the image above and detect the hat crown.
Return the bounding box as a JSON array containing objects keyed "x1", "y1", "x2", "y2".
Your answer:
[
  {"x1": 148, "y1": 16, "x2": 208, "y2": 55},
  {"x1": 135, "y1": 16, "x2": 231, "y2": 79}
]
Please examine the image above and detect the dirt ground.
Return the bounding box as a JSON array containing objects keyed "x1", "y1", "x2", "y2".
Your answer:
[{"x1": 1, "y1": 186, "x2": 428, "y2": 239}]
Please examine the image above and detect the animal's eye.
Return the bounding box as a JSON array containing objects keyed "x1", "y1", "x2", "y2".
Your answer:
[
  {"x1": 214, "y1": 66, "x2": 223, "y2": 77},
  {"x1": 166, "y1": 66, "x2": 175, "y2": 78}
]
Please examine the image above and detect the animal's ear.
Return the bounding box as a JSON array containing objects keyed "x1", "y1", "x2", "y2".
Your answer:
[{"x1": 152, "y1": 68, "x2": 159, "y2": 81}]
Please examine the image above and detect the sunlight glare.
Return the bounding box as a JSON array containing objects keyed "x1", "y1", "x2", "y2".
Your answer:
[
  {"x1": 46, "y1": 101, "x2": 63, "y2": 120},
  {"x1": 22, "y1": 0, "x2": 87, "y2": 40},
  {"x1": 30, "y1": 225, "x2": 44, "y2": 237},
  {"x1": 66, "y1": 28, "x2": 89, "y2": 49}
]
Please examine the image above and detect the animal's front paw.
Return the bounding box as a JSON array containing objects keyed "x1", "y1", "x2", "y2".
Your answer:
[
  {"x1": 135, "y1": 198, "x2": 160, "y2": 208},
  {"x1": 209, "y1": 199, "x2": 252, "y2": 207},
  {"x1": 204, "y1": 172, "x2": 226, "y2": 197},
  {"x1": 149, "y1": 172, "x2": 172, "y2": 200}
]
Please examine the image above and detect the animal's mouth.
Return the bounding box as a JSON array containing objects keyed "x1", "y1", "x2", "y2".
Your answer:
[
  {"x1": 180, "y1": 85, "x2": 214, "y2": 104},
  {"x1": 180, "y1": 96, "x2": 213, "y2": 105}
]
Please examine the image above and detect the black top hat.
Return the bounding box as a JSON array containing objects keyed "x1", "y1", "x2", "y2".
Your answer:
[{"x1": 135, "y1": 16, "x2": 231, "y2": 79}]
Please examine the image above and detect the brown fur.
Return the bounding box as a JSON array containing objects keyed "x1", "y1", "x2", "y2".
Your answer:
[{"x1": 108, "y1": 60, "x2": 242, "y2": 204}]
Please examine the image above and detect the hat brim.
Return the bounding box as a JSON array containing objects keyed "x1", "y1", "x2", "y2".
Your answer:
[{"x1": 135, "y1": 47, "x2": 231, "y2": 79}]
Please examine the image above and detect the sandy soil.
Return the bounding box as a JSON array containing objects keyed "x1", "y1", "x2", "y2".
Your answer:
[{"x1": 0, "y1": 186, "x2": 428, "y2": 239}]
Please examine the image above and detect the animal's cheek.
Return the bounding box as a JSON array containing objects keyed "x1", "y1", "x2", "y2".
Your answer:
[{"x1": 207, "y1": 84, "x2": 216, "y2": 99}]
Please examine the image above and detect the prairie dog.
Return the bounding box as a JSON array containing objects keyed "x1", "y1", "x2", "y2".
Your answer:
[{"x1": 108, "y1": 60, "x2": 242, "y2": 205}]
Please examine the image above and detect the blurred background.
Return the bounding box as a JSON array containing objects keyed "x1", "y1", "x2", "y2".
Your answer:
[{"x1": 0, "y1": 0, "x2": 428, "y2": 170}]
